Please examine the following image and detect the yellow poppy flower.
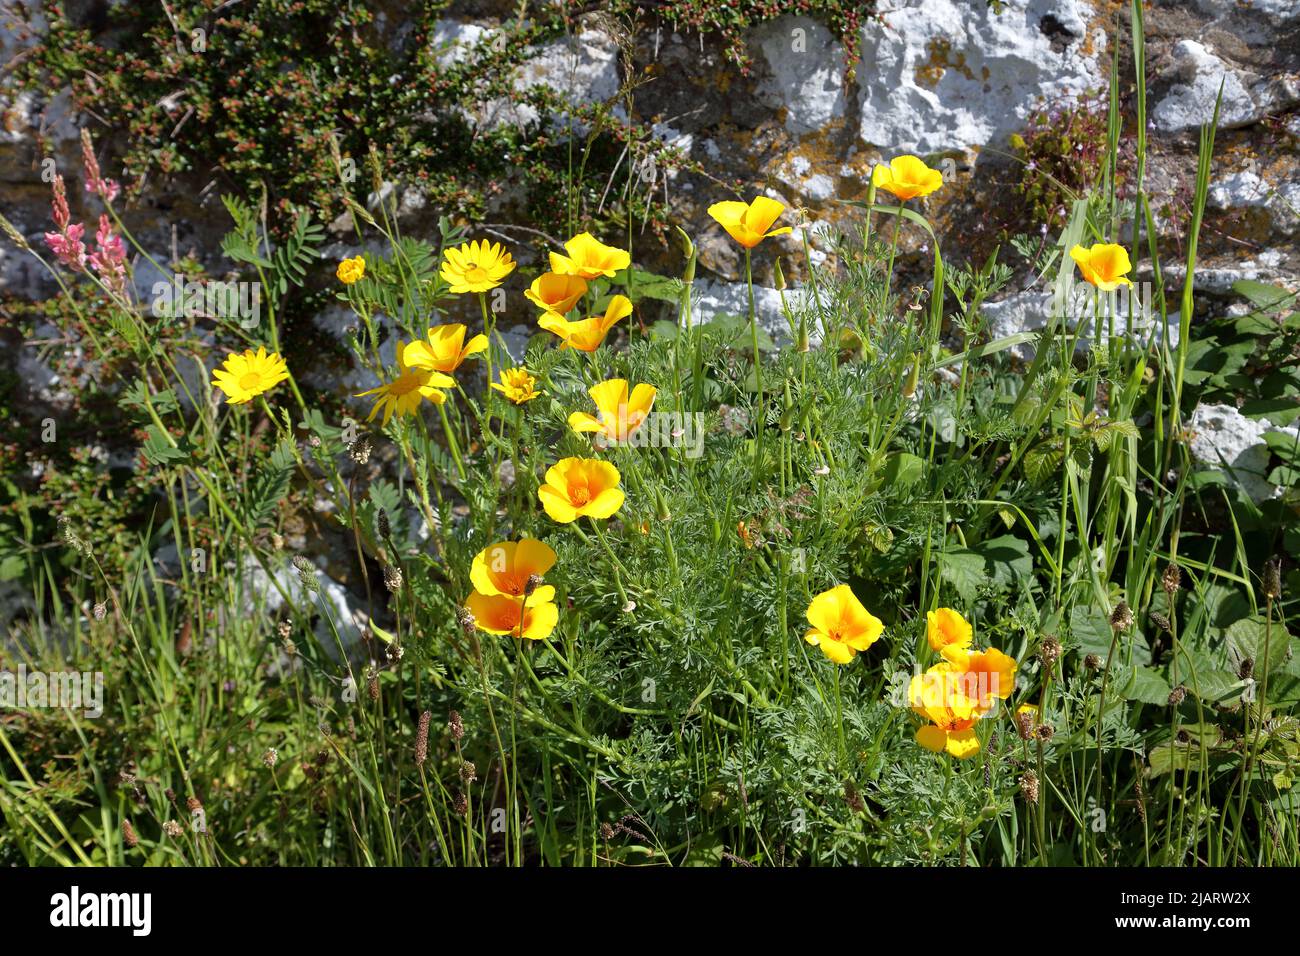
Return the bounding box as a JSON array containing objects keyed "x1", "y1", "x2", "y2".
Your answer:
[
  {"x1": 548, "y1": 232, "x2": 630, "y2": 280},
  {"x1": 909, "y1": 664, "x2": 982, "y2": 759},
  {"x1": 440, "y1": 239, "x2": 516, "y2": 293},
  {"x1": 490, "y1": 367, "x2": 540, "y2": 404},
  {"x1": 939, "y1": 645, "x2": 1019, "y2": 709},
  {"x1": 355, "y1": 357, "x2": 455, "y2": 426},
  {"x1": 871, "y1": 155, "x2": 944, "y2": 201},
  {"x1": 524, "y1": 271, "x2": 588, "y2": 315},
  {"x1": 470, "y1": 538, "x2": 557, "y2": 607},
  {"x1": 568, "y1": 379, "x2": 657, "y2": 443},
  {"x1": 211, "y1": 347, "x2": 290, "y2": 405},
  {"x1": 926, "y1": 607, "x2": 973, "y2": 654},
  {"x1": 1069, "y1": 243, "x2": 1133, "y2": 290},
  {"x1": 538, "y1": 457, "x2": 624, "y2": 523},
  {"x1": 803, "y1": 584, "x2": 885, "y2": 664},
  {"x1": 707, "y1": 196, "x2": 792, "y2": 249},
  {"x1": 336, "y1": 255, "x2": 366, "y2": 285},
  {"x1": 465, "y1": 591, "x2": 559, "y2": 641},
  {"x1": 538, "y1": 295, "x2": 631, "y2": 351},
  {"x1": 402, "y1": 323, "x2": 488, "y2": 374}
]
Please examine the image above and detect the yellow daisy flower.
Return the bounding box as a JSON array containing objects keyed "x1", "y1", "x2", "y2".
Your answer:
[
  {"x1": 336, "y1": 255, "x2": 366, "y2": 285},
  {"x1": 356, "y1": 357, "x2": 455, "y2": 426},
  {"x1": 440, "y1": 239, "x2": 516, "y2": 294},
  {"x1": 211, "y1": 347, "x2": 290, "y2": 405}
]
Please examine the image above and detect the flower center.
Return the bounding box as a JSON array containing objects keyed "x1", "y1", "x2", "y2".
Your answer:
[
  {"x1": 239, "y1": 372, "x2": 263, "y2": 391},
  {"x1": 389, "y1": 372, "x2": 426, "y2": 396},
  {"x1": 465, "y1": 265, "x2": 489, "y2": 283},
  {"x1": 569, "y1": 484, "x2": 591, "y2": 506}
]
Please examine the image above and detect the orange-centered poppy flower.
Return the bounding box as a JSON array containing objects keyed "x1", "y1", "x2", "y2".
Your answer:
[
  {"x1": 538, "y1": 295, "x2": 631, "y2": 352},
  {"x1": 465, "y1": 591, "x2": 559, "y2": 641},
  {"x1": 568, "y1": 379, "x2": 657, "y2": 443},
  {"x1": 707, "y1": 196, "x2": 792, "y2": 249},
  {"x1": 871, "y1": 155, "x2": 944, "y2": 201},
  {"x1": 803, "y1": 584, "x2": 885, "y2": 664},
  {"x1": 470, "y1": 538, "x2": 557, "y2": 607},
  {"x1": 939, "y1": 645, "x2": 1018, "y2": 709},
  {"x1": 909, "y1": 664, "x2": 982, "y2": 759},
  {"x1": 548, "y1": 233, "x2": 630, "y2": 280},
  {"x1": 402, "y1": 323, "x2": 489, "y2": 374},
  {"x1": 524, "y1": 272, "x2": 588, "y2": 315},
  {"x1": 538, "y1": 457, "x2": 624, "y2": 523},
  {"x1": 926, "y1": 607, "x2": 973, "y2": 654},
  {"x1": 1069, "y1": 243, "x2": 1133, "y2": 291}
]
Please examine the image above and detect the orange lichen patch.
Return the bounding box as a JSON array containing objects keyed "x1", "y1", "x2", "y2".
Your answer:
[{"x1": 916, "y1": 38, "x2": 973, "y2": 88}]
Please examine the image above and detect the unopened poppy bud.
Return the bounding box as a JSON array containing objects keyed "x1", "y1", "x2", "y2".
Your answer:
[
  {"x1": 796, "y1": 326, "x2": 810, "y2": 353},
  {"x1": 902, "y1": 353, "x2": 921, "y2": 398},
  {"x1": 655, "y1": 489, "x2": 672, "y2": 522},
  {"x1": 773, "y1": 257, "x2": 787, "y2": 291}
]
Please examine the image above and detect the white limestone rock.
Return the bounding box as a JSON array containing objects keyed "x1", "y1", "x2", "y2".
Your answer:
[
  {"x1": 854, "y1": 0, "x2": 1104, "y2": 153},
  {"x1": 755, "y1": 16, "x2": 847, "y2": 136}
]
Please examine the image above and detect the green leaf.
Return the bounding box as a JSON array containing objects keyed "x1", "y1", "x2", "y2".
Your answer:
[
  {"x1": 141, "y1": 425, "x2": 192, "y2": 466},
  {"x1": 1121, "y1": 666, "x2": 1172, "y2": 705}
]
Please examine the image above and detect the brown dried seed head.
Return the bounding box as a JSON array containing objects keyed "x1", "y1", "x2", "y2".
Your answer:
[
  {"x1": 459, "y1": 760, "x2": 477, "y2": 784},
  {"x1": 122, "y1": 819, "x2": 139, "y2": 848},
  {"x1": 1110, "y1": 601, "x2": 1133, "y2": 632},
  {"x1": 1084, "y1": 653, "x2": 1101, "y2": 670},
  {"x1": 263, "y1": 748, "x2": 278, "y2": 769},
  {"x1": 1262, "y1": 556, "x2": 1282, "y2": 601},
  {"x1": 1238, "y1": 657, "x2": 1254, "y2": 681},
  {"x1": 1017, "y1": 710, "x2": 1036, "y2": 741},
  {"x1": 186, "y1": 796, "x2": 203, "y2": 813},
  {"x1": 524, "y1": 573, "x2": 544, "y2": 597},
  {"x1": 1149, "y1": 611, "x2": 1170, "y2": 633},
  {"x1": 415, "y1": 711, "x2": 431, "y2": 767},
  {"x1": 1019, "y1": 770, "x2": 1040, "y2": 805},
  {"x1": 1162, "y1": 563, "x2": 1182, "y2": 595},
  {"x1": 375, "y1": 507, "x2": 390, "y2": 539},
  {"x1": 1167, "y1": 686, "x2": 1187, "y2": 707},
  {"x1": 1039, "y1": 636, "x2": 1062, "y2": 668},
  {"x1": 456, "y1": 606, "x2": 476, "y2": 636},
  {"x1": 453, "y1": 791, "x2": 469, "y2": 816},
  {"x1": 383, "y1": 564, "x2": 403, "y2": 593},
  {"x1": 163, "y1": 820, "x2": 183, "y2": 838},
  {"x1": 1036, "y1": 723, "x2": 1055, "y2": 741},
  {"x1": 449, "y1": 710, "x2": 464, "y2": 742},
  {"x1": 349, "y1": 437, "x2": 372, "y2": 465}
]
